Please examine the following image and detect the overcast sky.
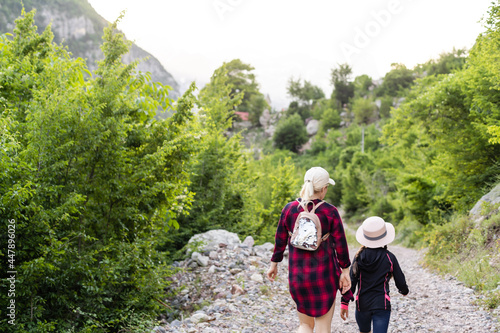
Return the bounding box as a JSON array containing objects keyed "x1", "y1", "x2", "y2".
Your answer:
[{"x1": 87, "y1": 0, "x2": 493, "y2": 109}]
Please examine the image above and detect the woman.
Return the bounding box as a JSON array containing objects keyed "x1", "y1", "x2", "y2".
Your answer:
[
  {"x1": 266, "y1": 167, "x2": 352, "y2": 333},
  {"x1": 342, "y1": 216, "x2": 409, "y2": 333}
]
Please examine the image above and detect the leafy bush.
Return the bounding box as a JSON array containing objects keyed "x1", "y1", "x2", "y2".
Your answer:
[
  {"x1": 0, "y1": 11, "x2": 195, "y2": 331},
  {"x1": 424, "y1": 209, "x2": 500, "y2": 299},
  {"x1": 273, "y1": 114, "x2": 308, "y2": 153}
]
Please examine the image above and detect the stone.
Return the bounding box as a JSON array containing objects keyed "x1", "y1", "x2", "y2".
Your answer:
[
  {"x1": 306, "y1": 119, "x2": 319, "y2": 136},
  {"x1": 188, "y1": 229, "x2": 241, "y2": 253},
  {"x1": 231, "y1": 284, "x2": 245, "y2": 296},
  {"x1": 208, "y1": 250, "x2": 218, "y2": 260},
  {"x1": 259, "y1": 109, "x2": 271, "y2": 128},
  {"x1": 190, "y1": 311, "x2": 209, "y2": 323},
  {"x1": 242, "y1": 236, "x2": 255, "y2": 248},
  {"x1": 253, "y1": 242, "x2": 274, "y2": 257},
  {"x1": 250, "y1": 273, "x2": 263, "y2": 283},
  {"x1": 151, "y1": 326, "x2": 167, "y2": 333},
  {"x1": 469, "y1": 183, "x2": 500, "y2": 221},
  {"x1": 169, "y1": 319, "x2": 182, "y2": 327},
  {"x1": 191, "y1": 252, "x2": 209, "y2": 267},
  {"x1": 265, "y1": 124, "x2": 276, "y2": 138},
  {"x1": 202, "y1": 328, "x2": 216, "y2": 333}
]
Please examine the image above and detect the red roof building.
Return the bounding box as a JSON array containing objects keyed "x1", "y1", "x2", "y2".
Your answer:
[{"x1": 234, "y1": 111, "x2": 249, "y2": 122}]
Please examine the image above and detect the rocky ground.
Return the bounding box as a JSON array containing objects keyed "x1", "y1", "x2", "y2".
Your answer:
[{"x1": 153, "y1": 235, "x2": 500, "y2": 333}]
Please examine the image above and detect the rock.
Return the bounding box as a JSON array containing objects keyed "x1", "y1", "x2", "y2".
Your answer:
[
  {"x1": 242, "y1": 236, "x2": 255, "y2": 248},
  {"x1": 259, "y1": 109, "x2": 271, "y2": 128},
  {"x1": 188, "y1": 229, "x2": 241, "y2": 253},
  {"x1": 169, "y1": 319, "x2": 182, "y2": 327},
  {"x1": 306, "y1": 119, "x2": 319, "y2": 136},
  {"x1": 231, "y1": 284, "x2": 245, "y2": 296},
  {"x1": 230, "y1": 268, "x2": 242, "y2": 275},
  {"x1": 250, "y1": 273, "x2": 263, "y2": 283},
  {"x1": 208, "y1": 251, "x2": 218, "y2": 260},
  {"x1": 253, "y1": 242, "x2": 274, "y2": 257},
  {"x1": 151, "y1": 326, "x2": 167, "y2": 333},
  {"x1": 202, "y1": 328, "x2": 216, "y2": 333},
  {"x1": 265, "y1": 124, "x2": 276, "y2": 138},
  {"x1": 191, "y1": 252, "x2": 209, "y2": 267},
  {"x1": 469, "y1": 183, "x2": 500, "y2": 222},
  {"x1": 187, "y1": 260, "x2": 198, "y2": 269},
  {"x1": 190, "y1": 311, "x2": 209, "y2": 323}
]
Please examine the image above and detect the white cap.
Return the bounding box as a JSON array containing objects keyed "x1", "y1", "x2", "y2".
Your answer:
[{"x1": 304, "y1": 167, "x2": 335, "y2": 191}]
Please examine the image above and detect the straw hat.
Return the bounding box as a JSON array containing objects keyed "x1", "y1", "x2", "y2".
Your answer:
[{"x1": 356, "y1": 216, "x2": 395, "y2": 248}]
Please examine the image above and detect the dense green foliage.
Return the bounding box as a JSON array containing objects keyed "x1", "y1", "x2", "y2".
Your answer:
[
  {"x1": 285, "y1": 3, "x2": 500, "y2": 249},
  {"x1": 286, "y1": 78, "x2": 325, "y2": 120},
  {"x1": 160, "y1": 61, "x2": 298, "y2": 257},
  {"x1": 330, "y1": 63, "x2": 355, "y2": 108},
  {"x1": 0, "y1": 10, "x2": 194, "y2": 332},
  {"x1": 221, "y1": 59, "x2": 268, "y2": 126},
  {"x1": 273, "y1": 113, "x2": 308, "y2": 153},
  {"x1": 424, "y1": 206, "x2": 500, "y2": 308}
]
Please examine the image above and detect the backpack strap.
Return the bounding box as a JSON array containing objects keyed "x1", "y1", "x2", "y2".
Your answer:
[
  {"x1": 297, "y1": 199, "x2": 325, "y2": 213},
  {"x1": 310, "y1": 200, "x2": 325, "y2": 213}
]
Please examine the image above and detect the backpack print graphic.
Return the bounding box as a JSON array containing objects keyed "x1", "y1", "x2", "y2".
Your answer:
[{"x1": 289, "y1": 200, "x2": 329, "y2": 251}]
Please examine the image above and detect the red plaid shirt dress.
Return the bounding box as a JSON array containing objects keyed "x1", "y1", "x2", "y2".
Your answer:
[{"x1": 271, "y1": 199, "x2": 351, "y2": 317}]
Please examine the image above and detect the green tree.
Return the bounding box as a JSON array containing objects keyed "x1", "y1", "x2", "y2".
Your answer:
[
  {"x1": 351, "y1": 97, "x2": 376, "y2": 124},
  {"x1": 0, "y1": 10, "x2": 195, "y2": 331},
  {"x1": 376, "y1": 63, "x2": 415, "y2": 97},
  {"x1": 273, "y1": 114, "x2": 308, "y2": 153},
  {"x1": 379, "y1": 96, "x2": 393, "y2": 119},
  {"x1": 319, "y1": 107, "x2": 341, "y2": 132},
  {"x1": 415, "y1": 48, "x2": 467, "y2": 76},
  {"x1": 381, "y1": 2, "x2": 500, "y2": 220},
  {"x1": 286, "y1": 78, "x2": 325, "y2": 121},
  {"x1": 223, "y1": 59, "x2": 268, "y2": 126},
  {"x1": 162, "y1": 63, "x2": 256, "y2": 255},
  {"x1": 287, "y1": 77, "x2": 325, "y2": 105},
  {"x1": 330, "y1": 63, "x2": 354, "y2": 107},
  {"x1": 248, "y1": 155, "x2": 299, "y2": 243},
  {"x1": 353, "y1": 74, "x2": 373, "y2": 98}
]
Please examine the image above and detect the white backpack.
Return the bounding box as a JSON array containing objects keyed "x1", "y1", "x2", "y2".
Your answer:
[{"x1": 288, "y1": 200, "x2": 330, "y2": 251}]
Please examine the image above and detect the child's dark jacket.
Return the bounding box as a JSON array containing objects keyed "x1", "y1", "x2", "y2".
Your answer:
[{"x1": 342, "y1": 247, "x2": 409, "y2": 311}]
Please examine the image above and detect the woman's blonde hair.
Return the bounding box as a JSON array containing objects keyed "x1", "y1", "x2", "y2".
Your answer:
[
  {"x1": 299, "y1": 167, "x2": 335, "y2": 203},
  {"x1": 299, "y1": 180, "x2": 321, "y2": 203}
]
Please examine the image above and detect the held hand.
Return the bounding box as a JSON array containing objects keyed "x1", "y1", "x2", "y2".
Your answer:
[
  {"x1": 266, "y1": 262, "x2": 278, "y2": 282},
  {"x1": 340, "y1": 308, "x2": 348, "y2": 321},
  {"x1": 339, "y1": 268, "x2": 351, "y2": 294}
]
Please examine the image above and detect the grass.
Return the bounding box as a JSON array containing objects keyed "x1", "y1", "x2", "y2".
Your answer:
[{"x1": 423, "y1": 206, "x2": 500, "y2": 309}]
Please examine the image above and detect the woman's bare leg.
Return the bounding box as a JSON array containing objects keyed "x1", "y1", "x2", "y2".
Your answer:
[
  {"x1": 314, "y1": 303, "x2": 335, "y2": 333},
  {"x1": 296, "y1": 311, "x2": 314, "y2": 333}
]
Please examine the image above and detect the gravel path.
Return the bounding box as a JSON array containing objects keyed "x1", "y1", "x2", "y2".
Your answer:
[{"x1": 159, "y1": 244, "x2": 499, "y2": 333}]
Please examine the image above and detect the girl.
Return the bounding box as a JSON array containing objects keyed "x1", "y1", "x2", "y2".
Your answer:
[{"x1": 342, "y1": 216, "x2": 409, "y2": 333}]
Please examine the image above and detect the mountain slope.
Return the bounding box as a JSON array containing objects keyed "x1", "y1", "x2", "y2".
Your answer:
[{"x1": 0, "y1": 0, "x2": 180, "y2": 97}]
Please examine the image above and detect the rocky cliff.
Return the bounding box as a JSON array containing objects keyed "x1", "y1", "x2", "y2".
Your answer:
[{"x1": 0, "y1": 0, "x2": 179, "y2": 98}]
